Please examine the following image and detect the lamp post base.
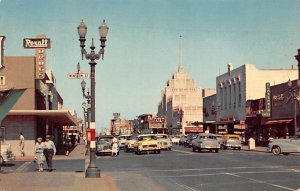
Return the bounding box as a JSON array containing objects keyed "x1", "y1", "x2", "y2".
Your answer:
[{"x1": 85, "y1": 166, "x2": 100, "y2": 178}]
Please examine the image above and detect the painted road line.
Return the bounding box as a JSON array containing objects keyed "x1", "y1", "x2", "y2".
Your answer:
[
  {"x1": 148, "y1": 170, "x2": 297, "y2": 178},
  {"x1": 226, "y1": 172, "x2": 295, "y2": 191},
  {"x1": 15, "y1": 161, "x2": 31, "y2": 173},
  {"x1": 171, "y1": 149, "x2": 197, "y2": 155},
  {"x1": 174, "y1": 181, "x2": 198, "y2": 191}
]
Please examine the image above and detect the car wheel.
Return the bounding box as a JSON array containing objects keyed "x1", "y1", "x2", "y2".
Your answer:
[
  {"x1": 272, "y1": 146, "x2": 281, "y2": 155},
  {"x1": 198, "y1": 148, "x2": 202, "y2": 153},
  {"x1": 168, "y1": 147, "x2": 171, "y2": 151},
  {"x1": 96, "y1": 152, "x2": 100, "y2": 156},
  {"x1": 192, "y1": 146, "x2": 196, "y2": 152},
  {"x1": 157, "y1": 150, "x2": 161, "y2": 154},
  {"x1": 215, "y1": 149, "x2": 219, "y2": 153},
  {"x1": 238, "y1": 147, "x2": 241, "y2": 150},
  {"x1": 283, "y1": 153, "x2": 289, "y2": 156},
  {"x1": 209, "y1": 149, "x2": 213, "y2": 152}
]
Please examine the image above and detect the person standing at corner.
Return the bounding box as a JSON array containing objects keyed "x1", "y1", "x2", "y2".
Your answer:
[
  {"x1": 44, "y1": 135, "x2": 56, "y2": 172},
  {"x1": 111, "y1": 135, "x2": 119, "y2": 157},
  {"x1": 34, "y1": 137, "x2": 45, "y2": 172},
  {"x1": 19, "y1": 132, "x2": 25, "y2": 157}
]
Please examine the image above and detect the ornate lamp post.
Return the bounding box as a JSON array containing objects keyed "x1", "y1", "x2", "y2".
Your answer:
[
  {"x1": 77, "y1": 20, "x2": 109, "y2": 178},
  {"x1": 287, "y1": 79, "x2": 300, "y2": 139}
]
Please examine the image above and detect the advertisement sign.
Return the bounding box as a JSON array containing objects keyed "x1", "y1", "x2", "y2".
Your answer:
[
  {"x1": 262, "y1": 82, "x2": 271, "y2": 117},
  {"x1": 0, "y1": 36, "x2": 5, "y2": 69},
  {"x1": 23, "y1": 38, "x2": 51, "y2": 49},
  {"x1": 35, "y1": 48, "x2": 46, "y2": 79}
]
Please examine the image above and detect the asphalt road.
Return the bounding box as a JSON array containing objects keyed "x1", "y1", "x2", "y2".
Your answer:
[
  {"x1": 97, "y1": 145, "x2": 300, "y2": 191},
  {"x1": 2, "y1": 145, "x2": 300, "y2": 191}
]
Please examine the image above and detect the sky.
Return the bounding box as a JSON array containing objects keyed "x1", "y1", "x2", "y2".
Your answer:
[{"x1": 1, "y1": 0, "x2": 300, "y2": 132}]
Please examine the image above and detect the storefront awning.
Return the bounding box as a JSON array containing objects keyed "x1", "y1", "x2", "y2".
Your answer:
[
  {"x1": 265, "y1": 119, "x2": 293, "y2": 125},
  {"x1": 185, "y1": 127, "x2": 203, "y2": 133},
  {"x1": 7, "y1": 110, "x2": 78, "y2": 126}
]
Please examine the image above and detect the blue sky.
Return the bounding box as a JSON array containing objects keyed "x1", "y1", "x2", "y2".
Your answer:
[{"x1": 1, "y1": 0, "x2": 300, "y2": 131}]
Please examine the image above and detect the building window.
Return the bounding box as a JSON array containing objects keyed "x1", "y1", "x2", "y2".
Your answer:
[
  {"x1": 0, "y1": 76, "x2": 5, "y2": 86},
  {"x1": 238, "y1": 81, "x2": 241, "y2": 107},
  {"x1": 233, "y1": 83, "x2": 236, "y2": 108},
  {"x1": 224, "y1": 86, "x2": 227, "y2": 109},
  {"x1": 229, "y1": 84, "x2": 231, "y2": 109}
]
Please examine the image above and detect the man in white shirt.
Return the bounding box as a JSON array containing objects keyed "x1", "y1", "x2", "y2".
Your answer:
[
  {"x1": 19, "y1": 132, "x2": 25, "y2": 157},
  {"x1": 44, "y1": 135, "x2": 56, "y2": 172}
]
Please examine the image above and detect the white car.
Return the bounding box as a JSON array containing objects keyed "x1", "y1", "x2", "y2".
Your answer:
[
  {"x1": 155, "y1": 134, "x2": 172, "y2": 150},
  {"x1": 171, "y1": 135, "x2": 180, "y2": 144},
  {"x1": 125, "y1": 134, "x2": 138, "y2": 152},
  {"x1": 118, "y1": 135, "x2": 131, "y2": 150},
  {"x1": 1, "y1": 142, "x2": 15, "y2": 165}
]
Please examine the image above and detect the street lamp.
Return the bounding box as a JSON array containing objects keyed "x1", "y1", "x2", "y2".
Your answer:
[
  {"x1": 287, "y1": 79, "x2": 300, "y2": 139},
  {"x1": 77, "y1": 20, "x2": 109, "y2": 178}
]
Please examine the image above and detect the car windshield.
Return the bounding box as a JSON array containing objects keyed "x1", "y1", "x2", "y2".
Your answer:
[
  {"x1": 128, "y1": 135, "x2": 137, "y2": 140},
  {"x1": 228, "y1": 137, "x2": 238, "y2": 140},
  {"x1": 138, "y1": 135, "x2": 156, "y2": 141},
  {"x1": 97, "y1": 137, "x2": 112, "y2": 143},
  {"x1": 156, "y1": 135, "x2": 168, "y2": 139},
  {"x1": 119, "y1": 136, "x2": 130, "y2": 140}
]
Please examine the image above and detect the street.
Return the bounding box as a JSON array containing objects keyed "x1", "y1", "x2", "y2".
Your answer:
[{"x1": 1, "y1": 145, "x2": 299, "y2": 191}]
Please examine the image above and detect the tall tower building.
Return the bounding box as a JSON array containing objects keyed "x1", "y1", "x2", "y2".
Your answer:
[{"x1": 158, "y1": 36, "x2": 203, "y2": 135}]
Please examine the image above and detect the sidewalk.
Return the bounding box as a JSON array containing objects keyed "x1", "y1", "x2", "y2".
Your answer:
[
  {"x1": 0, "y1": 172, "x2": 117, "y2": 191},
  {"x1": 15, "y1": 143, "x2": 87, "y2": 161},
  {"x1": 241, "y1": 145, "x2": 268, "y2": 152}
]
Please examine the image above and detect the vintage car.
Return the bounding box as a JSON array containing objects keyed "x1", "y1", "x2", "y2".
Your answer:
[
  {"x1": 96, "y1": 135, "x2": 118, "y2": 155},
  {"x1": 155, "y1": 134, "x2": 172, "y2": 150},
  {"x1": 184, "y1": 134, "x2": 198, "y2": 148},
  {"x1": 267, "y1": 136, "x2": 300, "y2": 155},
  {"x1": 0, "y1": 142, "x2": 15, "y2": 166},
  {"x1": 170, "y1": 135, "x2": 180, "y2": 145},
  {"x1": 124, "y1": 134, "x2": 138, "y2": 152},
  {"x1": 179, "y1": 135, "x2": 188, "y2": 145},
  {"x1": 118, "y1": 135, "x2": 131, "y2": 150},
  {"x1": 220, "y1": 134, "x2": 242, "y2": 150},
  {"x1": 191, "y1": 133, "x2": 220, "y2": 153},
  {"x1": 134, "y1": 134, "x2": 161, "y2": 154}
]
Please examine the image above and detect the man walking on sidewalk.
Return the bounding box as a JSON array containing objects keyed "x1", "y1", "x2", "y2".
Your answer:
[{"x1": 44, "y1": 135, "x2": 56, "y2": 172}]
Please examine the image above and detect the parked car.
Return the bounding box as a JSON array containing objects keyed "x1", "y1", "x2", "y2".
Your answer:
[
  {"x1": 191, "y1": 133, "x2": 220, "y2": 153},
  {"x1": 155, "y1": 134, "x2": 172, "y2": 150},
  {"x1": 125, "y1": 134, "x2": 138, "y2": 152},
  {"x1": 134, "y1": 134, "x2": 161, "y2": 154},
  {"x1": 118, "y1": 135, "x2": 131, "y2": 150},
  {"x1": 179, "y1": 135, "x2": 188, "y2": 145},
  {"x1": 171, "y1": 135, "x2": 180, "y2": 145},
  {"x1": 184, "y1": 134, "x2": 198, "y2": 147},
  {"x1": 220, "y1": 134, "x2": 242, "y2": 150},
  {"x1": 96, "y1": 135, "x2": 118, "y2": 156},
  {"x1": 0, "y1": 142, "x2": 15, "y2": 166},
  {"x1": 267, "y1": 135, "x2": 300, "y2": 155}
]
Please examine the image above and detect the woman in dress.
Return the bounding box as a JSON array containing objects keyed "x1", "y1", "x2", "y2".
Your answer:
[
  {"x1": 35, "y1": 137, "x2": 45, "y2": 172},
  {"x1": 111, "y1": 135, "x2": 119, "y2": 157}
]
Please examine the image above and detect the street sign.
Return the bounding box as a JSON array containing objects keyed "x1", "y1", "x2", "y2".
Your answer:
[
  {"x1": 82, "y1": 103, "x2": 91, "y2": 109},
  {"x1": 23, "y1": 38, "x2": 51, "y2": 49},
  {"x1": 67, "y1": 72, "x2": 90, "y2": 79}
]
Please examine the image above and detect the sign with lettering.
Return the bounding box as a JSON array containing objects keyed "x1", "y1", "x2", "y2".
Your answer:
[
  {"x1": 67, "y1": 72, "x2": 90, "y2": 79},
  {"x1": 36, "y1": 48, "x2": 46, "y2": 79},
  {"x1": 23, "y1": 38, "x2": 51, "y2": 49},
  {"x1": 0, "y1": 36, "x2": 5, "y2": 69},
  {"x1": 262, "y1": 82, "x2": 271, "y2": 117}
]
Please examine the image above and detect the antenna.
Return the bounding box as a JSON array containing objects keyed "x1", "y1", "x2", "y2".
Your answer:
[{"x1": 178, "y1": 35, "x2": 183, "y2": 72}]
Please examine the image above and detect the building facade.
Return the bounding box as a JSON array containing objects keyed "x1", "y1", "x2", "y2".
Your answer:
[
  {"x1": 216, "y1": 63, "x2": 298, "y2": 136},
  {"x1": 158, "y1": 64, "x2": 203, "y2": 135},
  {"x1": 0, "y1": 56, "x2": 77, "y2": 156},
  {"x1": 110, "y1": 118, "x2": 134, "y2": 135}
]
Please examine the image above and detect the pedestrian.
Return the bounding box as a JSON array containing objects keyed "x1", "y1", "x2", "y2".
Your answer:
[
  {"x1": 44, "y1": 135, "x2": 56, "y2": 172},
  {"x1": 63, "y1": 134, "x2": 71, "y2": 156},
  {"x1": 19, "y1": 132, "x2": 25, "y2": 157},
  {"x1": 34, "y1": 137, "x2": 45, "y2": 172},
  {"x1": 111, "y1": 135, "x2": 119, "y2": 157}
]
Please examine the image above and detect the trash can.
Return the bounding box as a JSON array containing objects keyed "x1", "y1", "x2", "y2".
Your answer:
[{"x1": 248, "y1": 138, "x2": 255, "y2": 150}]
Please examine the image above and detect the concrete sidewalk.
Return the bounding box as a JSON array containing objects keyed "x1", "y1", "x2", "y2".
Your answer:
[
  {"x1": 241, "y1": 145, "x2": 267, "y2": 152},
  {"x1": 0, "y1": 172, "x2": 117, "y2": 191},
  {"x1": 15, "y1": 143, "x2": 87, "y2": 161}
]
